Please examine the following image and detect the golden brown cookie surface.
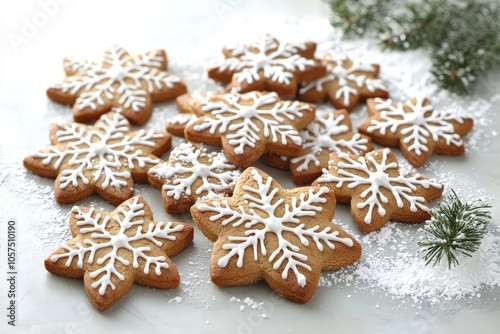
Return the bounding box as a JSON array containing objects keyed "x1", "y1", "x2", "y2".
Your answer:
[
  {"x1": 359, "y1": 97, "x2": 474, "y2": 167},
  {"x1": 208, "y1": 34, "x2": 326, "y2": 98},
  {"x1": 165, "y1": 93, "x2": 206, "y2": 137},
  {"x1": 184, "y1": 91, "x2": 315, "y2": 168},
  {"x1": 47, "y1": 45, "x2": 187, "y2": 125},
  {"x1": 263, "y1": 109, "x2": 374, "y2": 184},
  {"x1": 45, "y1": 195, "x2": 194, "y2": 312},
  {"x1": 148, "y1": 142, "x2": 241, "y2": 214},
  {"x1": 23, "y1": 112, "x2": 171, "y2": 205},
  {"x1": 313, "y1": 148, "x2": 443, "y2": 233},
  {"x1": 191, "y1": 167, "x2": 361, "y2": 303},
  {"x1": 298, "y1": 52, "x2": 388, "y2": 110}
]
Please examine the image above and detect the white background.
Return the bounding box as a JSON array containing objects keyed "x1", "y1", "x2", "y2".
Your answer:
[{"x1": 1, "y1": 1, "x2": 500, "y2": 333}]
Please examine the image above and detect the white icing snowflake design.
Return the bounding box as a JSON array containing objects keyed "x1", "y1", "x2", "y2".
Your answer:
[
  {"x1": 366, "y1": 97, "x2": 466, "y2": 155},
  {"x1": 51, "y1": 45, "x2": 183, "y2": 112},
  {"x1": 166, "y1": 113, "x2": 197, "y2": 128},
  {"x1": 197, "y1": 169, "x2": 354, "y2": 287},
  {"x1": 291, "y1": 112, "x2": 370, "y2": 172},
  {"x1": 192, "y1": 92, "x2": 312, "y2": 157},
  {"x1": 317, "y1": 149, "x2": 442, "y2": 224},
  {"x1": 32, "y1": 112, "x2": 164, "y2": 190},
  {"x1": 149, "y1": 142, "x2": 240, "y2": 201},
  {"x1": 215, "y1": 34, "x2": 317, "y2": 87},
  {"x1": 299, "y1": 52, "x2": 387, "y2": 107},
  {"x1": 50, "y1": 197, "x2": 185, "y2": 296}
]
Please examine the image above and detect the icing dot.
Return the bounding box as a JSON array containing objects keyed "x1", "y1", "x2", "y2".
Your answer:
[
  {"x1": 192, "y1": 164, "x2": 212, "y2": 177},
  {"x1": 90, "y1": 141, "x2": 110, "y2": 156},
  {"x1": 249, "y1": 52, "x2": 271, "y2": 70},
  {"x1": 406, "y1": 111, "x2": 426, "y2": 126},
  {"x1": 107, "y1": 64, "x2": 125, "y2": 81},
  {"x1": 238, "y1": 107, "x2": 259, "y2": 119},
  {"x1": 111, "y1": 233, "x2": 130, "y2": 248},
  {"x1": 332, "y1": 65, "x2": 347, "y2": 78},
  {"x1": 266, "y1": 219, "x2": 282, "y2": 233},
  {"x1": 365, "y1": 171, "x2": 393, "y2": 195}
]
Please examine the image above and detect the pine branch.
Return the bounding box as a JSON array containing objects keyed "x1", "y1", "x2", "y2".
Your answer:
[
  {"x1": 329, "y1": 0, "x2": 389, "y2": 37},
  {"x1": 418, "y1": 189, "x2": 491, "y2": 269},
  {"x1": 328, "y1": 0, "x2": 500, "y2": 95}
]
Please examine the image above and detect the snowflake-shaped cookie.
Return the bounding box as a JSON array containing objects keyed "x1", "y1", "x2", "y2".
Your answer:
[
  {"x1": 191, "y1": 167, "x2": 361, "y2": 303},
  {"x1": 148, "y1": 142, "x2": 241, "y2": 214},
  {"x1": 45, "y1": 196, "x2": 194, "y2": 311},
  {"x1": 185, "y1": 91, "x2": 315, "y2": 168},
  {"x1": 164, "y1": 92, "x2": 206, "y2": 137},
  {"x1": 23, "y1": 112, "x2": 171, "y2": 205},
  {"x1": 313, "y1": 148, "x2": 443, "y2": 233},
  {"x1": 358, "y1": 97, "x2": 474, "y2": 167},
  {"x1": 47, "y1": 45, "x2": 187, "y2": 125},
  {"x1": 298, "y1": 52, "x2": 388, "y2": 110},
  {"x1": 263, "y1": 109, "x2": 374, "y2": 185},
  {"x1": 208, "y1": 34, "x2": 326, "y2": 98}
]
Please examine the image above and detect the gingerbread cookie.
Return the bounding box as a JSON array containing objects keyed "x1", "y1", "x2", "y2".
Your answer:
[
  {"x1": 358, "y1": 97, "x2": 474, "y2": 167},
  {"x1": 47, "y1": 45, "x2": 187, "y2": 125},
  {"x1": 298, "y1": 52, "x2": 388, "y2": 110},
  {"x1": 208, "y1": 34, "x2": 326, "y2": 98},
  {"x1": 23, "y1": 111, "x2": 171, "y2": 205},
  {"x1": 148, "y1": 142, "x2": 241, "y2": 214},
  {"x1": 45, "y1": 195, "x2": 194, "y2": 311},
  {"x1": 190, "y1": 167, "x2": 361, "y2": 303},
  {"x1": 263, "y1": 109, "x2": 374, "y2": 184},
  {"x1": 184, "y1": 91, "x2": 315, "y2": 168},
  {"x1": 165, "y1": 93, "x2": 204, "y2": 137},
  {"x1": 313, "y1": 148, "x2": 443, "y2": 233},
  {"x1": 165, "y1": 113, "x2": 197, "y2": 137}
]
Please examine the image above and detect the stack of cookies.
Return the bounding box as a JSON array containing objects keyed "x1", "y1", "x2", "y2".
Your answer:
[{"x1": 23, "y1": 34, "x2": 474, "y2": 310}]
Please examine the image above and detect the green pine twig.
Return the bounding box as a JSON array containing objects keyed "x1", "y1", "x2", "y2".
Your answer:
[
  {"x1": 328, "y1": 0, "x2": 500, "y2": 95},
  {"x1": 418, "y1": 189, "x2": 491, "y2": 269}
]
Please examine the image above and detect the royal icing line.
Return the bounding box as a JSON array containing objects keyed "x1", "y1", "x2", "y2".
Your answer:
[
  {"x1": 149, "y1": 142, "x2": 240, "y2": 201},
  {"x1": 51, "y1": 197, "x2": 184, "y2": 296},
  {"x1": 367, "y1": 97, "x2": 466, "y2": 155},
  {"x1": 291, "y1": 112, "x2": 370, "y2": 172},
  {"x1": 218, "y1": 34, "x2": 316, "y2": 86},
  {"x1": 193, "y1": 92, "x2": 310, "y2": 155},
  {"x1": 299, "y1": 52, "x2": 387, "y2": 106},
  {"x1": 166, "y1": 113, "x2": 197, "y2": 127},
  {"x1": 317, "y1": 149, "x2": 442, "y2": 224},
  {"x1": 33, "y1": 112, "x2": 162, "y2": 189},
  {"x1": 53, "y1": 45, "x2": 182, "y2": 112},
  {"x1": 197, "y1": 169, "x2": 354, "y2": 287}
]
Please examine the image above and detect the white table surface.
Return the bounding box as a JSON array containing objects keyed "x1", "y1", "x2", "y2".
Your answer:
[{"x1": 1, "y1": 1, "x2": 499, "y2": 333}]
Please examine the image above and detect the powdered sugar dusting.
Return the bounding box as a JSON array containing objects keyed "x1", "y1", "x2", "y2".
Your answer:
[
  {"x1": 325, "y1": 223, "x2": 500, "y2": 304},
  {"x1": 320, "y1": 159, "x2": 500, "y2": 306},
  {"x1": 1, "y1": 13, "x2": 499, "y2": 327}
]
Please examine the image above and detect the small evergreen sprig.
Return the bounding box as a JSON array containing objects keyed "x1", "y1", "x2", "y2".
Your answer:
[
  {"x1": 418, "y1": 190, "x2": 491, "y2": 269},
  {"x1": 328, "y1": 0, "x2": 500, "y2": 95}
]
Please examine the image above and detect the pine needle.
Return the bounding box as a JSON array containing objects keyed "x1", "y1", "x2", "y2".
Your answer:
[
  {"x1": 418, "y1": 189, "x2": 491, "y2": 269},
  {"x1": 328, "y1": 0, "x2": 500, "y2": 95}
]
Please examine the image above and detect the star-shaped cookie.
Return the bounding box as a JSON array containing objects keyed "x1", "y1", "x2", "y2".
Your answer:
[
  {"x1": 313, "y1": 148, "x2": 443, "y2": 233},
  {"x1": 184, "y1": 91, "x2": 315, "y2": 168},
  {"x1": 208, "y1": 34, "x2": 326, "y2": 98},
  {"x1": 164, "y1": 92, "x2": 206, "y2": 137},
  {"x1": 148, "y1": 142, "x2": 241, "y2": 214},
  {"x1": 45, "y1": 196, "x2": 194, "y2": 311},
  {"x1": 47, "y1": 45, "x2": 187, "y2": 125},
  {"x1": 191, "y1": 167, "x2": 361, "y2": 303},
  {"x1": 23, "y1": 111, "x2": 171, "y2": 205},
  {"x1": 263, "y1": 109, "x2": 374, "y2": 184},
  {"x1": 298, "y1": 52, "x2": 388, "y2": 110},
  {"x1": 358, "y1": 97, "x2": 474, "y2": 167}
]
